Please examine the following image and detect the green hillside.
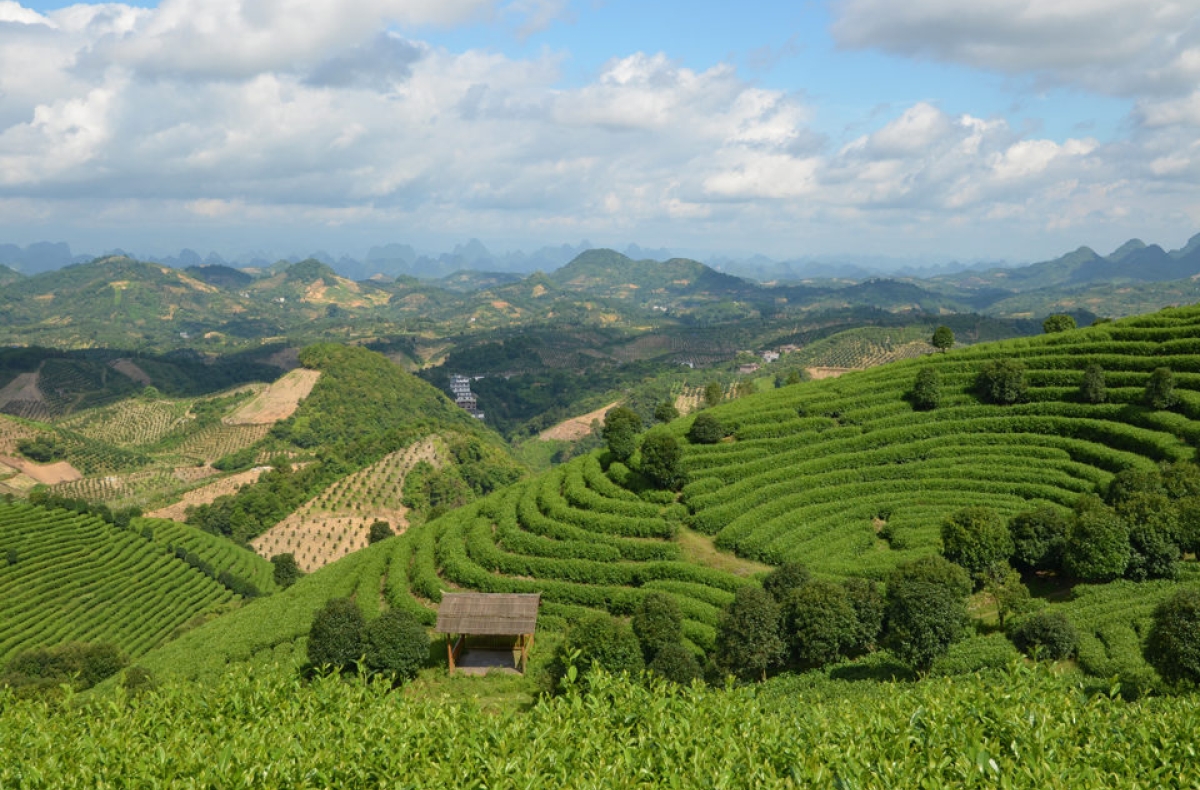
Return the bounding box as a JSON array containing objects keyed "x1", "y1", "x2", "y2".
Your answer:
[{"x1": 0, "y1": 502, "x2": 261, "y2": 664}]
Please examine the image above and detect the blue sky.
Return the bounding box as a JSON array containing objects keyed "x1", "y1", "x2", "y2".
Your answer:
[{"x1": 1, "y1": 0, "x2": 1197, "y2": 264}]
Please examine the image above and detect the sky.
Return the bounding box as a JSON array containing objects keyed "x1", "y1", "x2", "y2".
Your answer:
[{"x1": 1, "y1": 0, "x2": 1199, "y2": 264}]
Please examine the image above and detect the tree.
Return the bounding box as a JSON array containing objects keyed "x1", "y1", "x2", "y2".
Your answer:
[
  {"x1": 1009, "y1": 611, "x2": 1079, "y2": 661},
  {"x1": 653, "y1": 400, "x2": 680, "y2": 424},
  {"x1": 1080, "y1": 364, "x2": 1106, "y2": 404},
  {"x1": 780, "y1": 580, "x2": 858, "y2": 668},
  {"x1": 1145, "y1": 367, "x2": 1178, "y2": 410},
  {"x1": 648, "y1": 643, "x2": 700, "y2": 685},
  {"x1": 1106, "y1": 467, "x2": 1164, "y2": 506},
  {"x1": 368, "y1": 520, "x2": 395, "y2": 544},
  {"x1": 980, "y1": 565, "x2": 1033, "y2": 629},
  {"x1": 1162, "y1": 461, "x2": 1200, "y2": 499},
  {"x1": 273, "y1": 549, "x2": 302, "y2": 588},
  {"x1": 940, "y1": 506, "x2": 1014, "y2": 581},
  {"x1": 688, "y1": 413, "x2": 725, "y2": 444},
  {"x1": 910, "y1": 367, "x2": 940, "y2": 410},
  {"x1": 785, "y1": 370, "x2": 803, "y2": 386},
  {"x1": 704, "y1": 381, "x2": 724, "y2": 408},
  {"x1": 976, "y1": 359, "x2": 1027, "y2": 405},
  {"x1": 761, "y1": 562, "x2": 811, "y2": 603},
  {"x1": 931, "y1": 325, "x2": 954, "y2": 353},
  {"x1": 602, "y1": 407, "x2": 642, "y2": 462},
  {"x1": 1063, "y1": 496, "x2": 1130, "y2": 582},
  {"x1": 1042, "y1": 314, "x2": 1076, "y2": 333},
  {"x1": 1009, "y1": 506, "x2": 1070, "y2": 572},
  {"x1": 715, "y1": 586, "x2": 784, "y2": 681},
  {"x1": 632, "y1": 592, "x2": 684, "y2": 661},
  {"x1": 842, "y1": 577, "x2": 885, "y2": 656},
  {"x1": 1145, "y1": 588, "x2": 1200, "y2": 684},
  {"x1": 640, "y1": 432, "x2": 683, "y2": 489},
  {"x1": 883, "y1": 556, "x2": 971, "y2": 672},
  {"x1": 364, "y1": 609, "x2": 429, "y2": 681},
  {"x1": 271, "y1": 553, "x2": 300, "y2": 589},
  {"x1": 552, "y1": 613, "x2": 643, "y2": 689},
  {"x1": 307, "y1": 598, "x2": 365, "y2": 671}
]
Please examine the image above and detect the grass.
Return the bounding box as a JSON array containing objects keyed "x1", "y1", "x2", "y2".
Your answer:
[{"x1": 676, "y1": 526, "x2": 773, "y2": 578}]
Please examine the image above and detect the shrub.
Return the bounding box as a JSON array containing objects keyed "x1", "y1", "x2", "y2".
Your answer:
[
  {"x1": 1043, "y1": 314, "x2": 1077, "y2": 333},
  {"x1": 976, "y1": 359, "x2": 1028, "y2": 405},
  {"x1": 1009, "y1": 506, "x2": 1069, "y2": 572},
  {"x1": 688, "y1": 413, "x2": 725, "y2": 445},
  {"x1": 1009, "y1": 611, "x2": 1079, "y2": 661},
  {"x1": 910, "y1": 367, "x2": 940, "y2": 410},
  {"x1": 602, "y1": 407, "x2": 642, "y2": 463},
  {"x1": 1063, "y1": 496, "x2": 1130, "y2": 582},
  {"x1": 1080, "y1": 364, "x2": 1106, "y2": 404},
  {"x1": 1145, "y1": 589, "x2": 1200, "y2": 685},
  {"x1": 883, "y1": 556, "x2": 971, "y2": 672},
  {"x1": 368, "y1": 520, "x2": 395, "y2": 544},
  {"x1": 715, "y1": 586, "x2": 784, "y2": 681},
  {"x1": 640, "y1": 433, "x2": 683, "y2": 490},
  {"x1": 761, "y1": 562, "x2": 811, "y2": 604},
  {"x1": 780, "y1": 580, "x2": 858, "y2": 668},
  {"x1": 306, "y1": 598, "x2": 365, "y2": 672},
  {"x1": 2, "y1": 642, "x2": 128, "y2": 693},
  {"x1": 632, "y1": 592, "x2": 684, "y2": 661},
  {"x1": 654, "y1": 401, "x2": 680, "y2": 423},
  {"x1": 552, "y1": 613, "x2": 644, "y2": 689},
  {"x1": 364, "y1": 609, "x2": 429, "y2": 681},
  {"x1": 271, "y1": 553, "x2": 300, "y2": 589},
  {"x1": 940, "y1": 506, "x2": 1013, "y2": 581},
  {"x1": 704, "y1": 382, "x2": 723, "y2": 408},
  {"x1": 1145, "y1": 367, "x2": 1178, "y2": 410},
  {"x1": 648, "y1": 643, "x2": 701, "y2": 685},
  {"x1": 842, "y1": 577, "x2": 885, "y2": 655}
]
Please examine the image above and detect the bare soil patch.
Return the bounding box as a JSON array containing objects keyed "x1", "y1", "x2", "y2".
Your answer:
[
  {"x1": 225, "y1": 368, "x2": 320, "y2": 425},
  {"x1": 0, "y1": 372, "x2": 44, "y2": 411},
  {"x1": 147, "y1": 467, "x2": 269, "y2": 521},
  {"x1": 806, "y1": 366, "x2": 856, "y2": 380},
  {"x1": 0, "y1": 455, "x2": 82, "y2": 485},
  {"x1": 538, "y1": 401, "x2": 618, "y2": 442},
  {"x1": 109, "y1": 359, "x2": 152, "y2": 386}
]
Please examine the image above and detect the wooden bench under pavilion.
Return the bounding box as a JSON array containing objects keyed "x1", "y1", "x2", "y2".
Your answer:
[{"x1": 436, "y1": 593, "x2": 540, "y2": 674}]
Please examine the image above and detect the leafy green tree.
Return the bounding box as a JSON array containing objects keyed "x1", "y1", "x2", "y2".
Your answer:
[
  {"x1": 842, "y1": 577, "x2": 885, "y2": 656},
  {"x1": 780, "y1": 580, "x2": 858, "y2": 668},
  {"x1": 647, "y1": 643, "x2": 701, "y2": 685},
  {"x1": 1009, "y1": 506, "x2": 1070, "y2": 572},
  {"x1": 364, "y1": 609, "x2": 429, "y2": 681},
  {"x1": 940, "y1": 506, "x2": 1014, "y2": 581},
  {"x1": 931, "y1": 325, "x2": 954, "y2": 353},
  {"x1": 1175, "y1": 496, "x2": 1200, "y2": 555},
  {"x1": 910, "y1": 367, "x2": 940, "y2": 410},
  {"x1": 1126, "y1": 519, "x2": 1180, "y2": 581},
  {"x1": 1063, "y1": 496, "x2": 1130, "y2": 582},
  {"x1": 715, "y1": 586, "x2": 784, "y2": 681},
  {"x1": 307, "y1": 598, "x2": 365, "y2": 672},
  {"x1": 602, "y1": 406, "x2": 642, "y2": 463},
  {"x1": 1162, "y1": 461, "x2": 1200, "y2": 499},
  {"x1": 653, "y1": 400, "x2": 680, "y2": 423},
  {"x1": 704, "y1": 381, "x2": 724, "y2": 408},
  {"x1": 639, "y1": 432, "x2": 683, "y2": 489},
  {"x1": 1106, "y1": 467, "x2": 1165, "y2": 506},
  {"x1": 271, "y1": 553, "x2": 300, "y2": 589},
  {"x1": 368, "y1": 520, "x2": 395, "y2": 544},
  {"x1": 1145, "y1": 367, "x2": 1178, "y2": 410},
  {"x1": 632, "y1": 592, "x2": 684, "y2": 661},
  {"x1": 1009, "y1": 611, "x2": 1079, "y2": 661},
  {"x1": 980, "y1": 565, "x2": 1033, "y2": 629},
  {"x1": 1080, "y1": 364, "x2": 1106, "y2": 404},
  {"x1": 552, "y1": 613, "x2": 644, "y2": 689},
  {"x1": 976, "y1": 359, "x2": 1028, "y2": 405},
  {"x1": 687, "y1": 413, "x2": 725, "y2": 444},
  {"x1": 785, "y1": 370, "x2": 803, "y2": 386},
  {"x1": 883, "y1": 556, "x2": 971, "y2": 672},
  {"x1": 761, "y1": 562, "x2": 811, "y2": 603},
  {"x1": 1145, "y1": 589, "x2": 1200, "y2": 684},
  {"x1": 2, "y1": 642, "x2": 129, "y2": 693},
  {"x1": 1042, "y1": 314, "x2": 1076, "y2": 333}
]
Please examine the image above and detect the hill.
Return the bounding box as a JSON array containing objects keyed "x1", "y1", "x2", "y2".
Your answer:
[{"x1": 126, "y1": 303, "x2": 1200, "y2": 689}]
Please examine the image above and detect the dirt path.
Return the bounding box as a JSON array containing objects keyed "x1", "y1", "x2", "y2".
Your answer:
[
  {"x1": 225, "y1": 368, "x2": 320, "y2": 425},
  {"x1": 538, "y1": 401, "x2": 618, "y2": 442}
]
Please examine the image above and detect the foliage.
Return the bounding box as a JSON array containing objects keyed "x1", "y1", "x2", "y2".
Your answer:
[
  {"x1": 976, "y1": 358, "x2": 1028, "y2": 405},
  {"x1": 910, "y1": 367, "x2": 940, "y2": 410},
  {"x1": 1145, "y1": 588, "x2": 1200, "y2": 685},
  {"x1": 704, "y1": 381, "x2": 723, "y2": 408},
  {"x1": 883, "y1": 556, "x2": 971, "y2": 672},
  {"x1": 602, "y1": 407, "x2": 642, "y2": 463},
  {"x1": 1064, "y1": 496, "x2": 1130, "y2": 582},
  {"x1": 1, "y1": 642, "x2": 127, "y2": 695},
  {"x1": 1144, "y1": 367, "x2": 1178, "y2": 410},
  {"x1": 363, "y1": 609, "x2": 429, "y2": 681},
  {"x1": 1009, "y1": 506, "x2": 1070, "y2": 572},
  {"x1": 842, "y1": 577, "x2": 885, "y2": 655},
  {"x1": 931, "y1": 325, "x2": 954, "y2": 352},
  {"x1": 272, "y1": 553, "x2": 301, "y2": 589},
  {"x1": 940, "y1": 506, "x2": 1014, "y2": 581},
  {"x1": 1042, "y1": 314, "x2": 1077, "y2": 333},
  {"x1": 368, "y1": 520, "x2": 395, "y2": 545},
  {"x1": 653, "y1": 400, "x2": 680, "y2": 423},
  {"x1": 647, "y1": 642, "x2": 701, "y2": 684},
  {"x1": 16, "y1": 435, "x2": 65, "y2": 463},
  {"x1": 761, "y1": 562, "x2": 811, "y2": 603},
  {"x1": 980, "y1": 565, "x2": 1034, "y2": 629},
  {"x1": 631, "y1": 592, "x2": 684, "y2": 661},
  {"x1": 306, "y1": 598, "x2": 366, "y2": 672},
  {"x1": 639, "y1": 432, "x2": 684, "y2": 490},
  {"x1": 715, "y1": 585, "x2": 784, "y2": 681},
  {"x1": 780, "y1": 579, "x2": 858, "y2": 668},
  {"x1": 687, "y1": 413, "x2": 725, "y2": 444},
  {"x1": 1009, "y1": 611, "x2": 1079, "y2": 661},
  {"x1": 552, "y1": 613, "x2": 644, "y2": 689},
  {"x1": 1080, "y1": 364, "x2": 1106, "y2": 404}
]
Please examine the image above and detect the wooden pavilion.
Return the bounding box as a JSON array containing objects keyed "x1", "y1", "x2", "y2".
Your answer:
[{"x1": 435, "y1": 592, "x2": 540, "y2": 674}]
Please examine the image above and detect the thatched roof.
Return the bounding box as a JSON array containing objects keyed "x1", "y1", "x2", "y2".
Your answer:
[{"x1": 435, "y1": 593, "x2": 540, "y2": 635}]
